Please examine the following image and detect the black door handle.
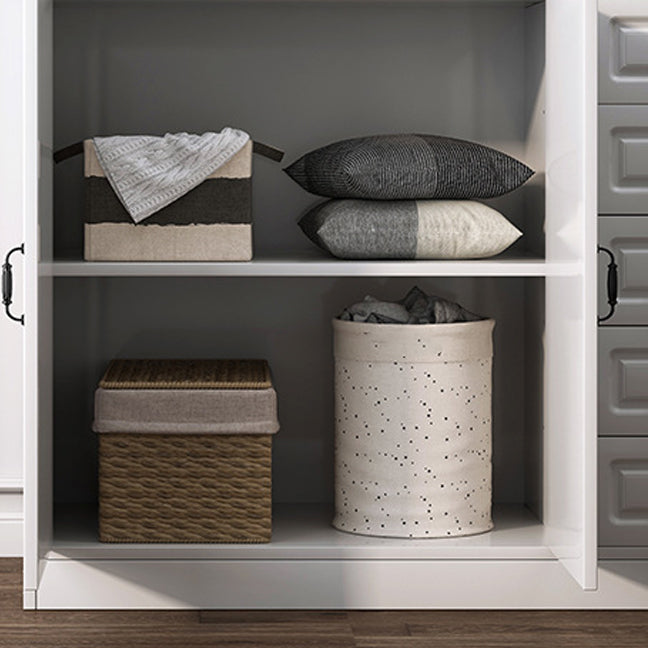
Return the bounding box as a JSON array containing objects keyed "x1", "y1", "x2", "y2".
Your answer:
[
  {"x1": 598, "y1": 245, "x2": 617, "y2": 324},
  {"x1": 2, "y1": 244, "x2": 24, "y2": 326}
]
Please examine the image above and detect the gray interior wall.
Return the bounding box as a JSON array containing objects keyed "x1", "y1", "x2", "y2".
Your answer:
[
  {"x1": 51, "y1": 2, "x2": 547, "y2": 509},
  {"x1": 53, "y1": 276, "x2": 539, "y2": 505},
  {"x1": 522, "y1": 3, "x2": 545, "y2": 519},
  {"x1": 524, "y1": 277, "x2": 544, "y2": 519},
  {"x1": 53, "y1": 1, "x2": 540, "y2": 258},
  {"x1": 523, "y1": 1, "x2": 546, "y2": 257}
]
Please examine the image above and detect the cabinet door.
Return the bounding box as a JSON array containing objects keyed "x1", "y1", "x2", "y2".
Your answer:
[
  {"x1": 599, "y1": 106, "x2": 648, "y2": 213},
  {"x1": 599, "y1": 328, "x2": 648, "y2": 437},
  {"x1": 22, "y1": 0, "x2": 53, "y2": 610},
  {"x1": 599, "y1": 217, "x2": 648, "y2": 325},
  {"x1": 599, "y1": 0, "x2": 648, "y2": 104},
  {"x1": 599, "y1": 437, "x2": 648, "y2": 545},
  {"x1": 544, "y1": 0, "x2": 597, "y2": 590},
  {"x1": 0, "y1": 0, "x2": 26, "y2": 558}
]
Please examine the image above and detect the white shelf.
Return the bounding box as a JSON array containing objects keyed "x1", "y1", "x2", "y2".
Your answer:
[
  {"x1": 45, "y1": 256, "x2": 578, "y2": 278},
  {"x1": 54, "y1": 0, "x2": 538, "y2": 5},
  {"x1": 49, "y1": 503, "x2": 555, "y2": 561}
]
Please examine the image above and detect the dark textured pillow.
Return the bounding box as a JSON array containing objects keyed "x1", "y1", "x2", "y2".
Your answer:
[
  {"x1": 285, "y1": 134, "x2": 534, "y2": 199},
  {"x1": 299, "y1": 199, "x2": 522, "y2": 260}
]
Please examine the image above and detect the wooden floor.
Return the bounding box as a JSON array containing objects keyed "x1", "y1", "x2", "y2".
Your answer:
[{"x1": 2, "y1": 559, "x2": 648, "y2": 647}]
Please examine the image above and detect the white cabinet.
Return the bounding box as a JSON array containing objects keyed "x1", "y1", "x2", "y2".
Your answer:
[
  {"x1": 0, "y1": 0, "x2": 26, "y2": 558},
  {"x1": 13, "y1": 0, "x2": 648, "y2": 609}
]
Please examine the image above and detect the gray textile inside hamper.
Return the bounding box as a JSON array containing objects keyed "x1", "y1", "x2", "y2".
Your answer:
[{"x1": 338, "y1": 286, "x2": 483, "y2": 324}]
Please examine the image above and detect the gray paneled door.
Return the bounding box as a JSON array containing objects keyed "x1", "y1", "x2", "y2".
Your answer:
[
  {"x1": 599, "y1": 106, "x2": 648, "y2": 213},
  {"x1": 599, "y1": 327, "x2": 648, "y2": 437},
  {"x1": 599, "y1": 0, "x2": 648, "y2": 104},
  {"x1": 598, "y1": 2, "x2": 648, "y2": 553},
  {"x1": 599, "y1": 217, "x2": 648, "y2": 325},
  {"x1": 599, "y1": 437, "x2": 648, "y2": 545}
]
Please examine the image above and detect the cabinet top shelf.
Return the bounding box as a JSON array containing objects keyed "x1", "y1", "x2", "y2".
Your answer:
[
  {"x1": 54, "y1": 0, "x2": 540, "y2": 5},
  {"x1": 45, "y1": 255, "x2": 577, "y2": 278}
]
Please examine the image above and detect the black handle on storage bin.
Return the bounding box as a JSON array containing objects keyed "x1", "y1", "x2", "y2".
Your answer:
[
  {"x1": 53, "y1": 141, "x2": 84, "y2": 164},
  {"x1": 598, "y1": 245, "x2": 617, "y2": 324},
  {"x1": 2, "y1": 244, "x2": 24, "y2": 326},
  {"x1": 53, "y1": 140, "x2": 285, "y2": 163}
]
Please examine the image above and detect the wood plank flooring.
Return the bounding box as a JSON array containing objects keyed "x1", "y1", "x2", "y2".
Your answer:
[{"x1": 1, "y1": 559, "x2": 647, "y2": 647}]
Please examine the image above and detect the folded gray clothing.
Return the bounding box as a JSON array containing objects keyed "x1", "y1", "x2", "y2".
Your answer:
[
  {"x1": 338, "y1": 296, "x2": 410, "y2": 324},
  {"x1": 432, "y1": 297, "x2": 481, "y2": 324},
  {"x1": 401, "y1": 286, "x2": 481, "y2": 324},
  {"x1": 338, "y1": 287, "x2": 482, "y2": 324}
]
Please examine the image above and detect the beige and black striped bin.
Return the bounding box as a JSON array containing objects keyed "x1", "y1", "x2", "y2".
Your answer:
[{"x1": 83, "y1": 139, "x2": 253, "y2": 261}]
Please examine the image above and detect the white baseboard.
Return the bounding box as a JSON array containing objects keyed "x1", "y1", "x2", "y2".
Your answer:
[
  {"x1": 34, "y1": 559, "x2": 648, "y2": 609},
  {"x1": 0, "y1": 482, "x2": 23, "y2": 557},
  {"x1": 0, "y1": 518, "x2": 23, "y2": 557},
  {"x1": 23, "y1": 589, "x2": 36, "y2": 610}
]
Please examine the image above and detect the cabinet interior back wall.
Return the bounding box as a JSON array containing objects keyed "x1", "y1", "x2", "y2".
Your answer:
[
  {"x1": 53, "y1": 1, "x2": 545, "y2": 259},
  {"x1": 53, "y1": 276, "x2": 544, "y2": 510},
  {"x1": 51, "y1": 1, "x2": 548, "y2": 519}
]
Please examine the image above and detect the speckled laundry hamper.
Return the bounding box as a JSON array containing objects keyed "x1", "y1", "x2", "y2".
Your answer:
[{"x1": 333, "y1": 318, "x2": 494, "y2": 538}]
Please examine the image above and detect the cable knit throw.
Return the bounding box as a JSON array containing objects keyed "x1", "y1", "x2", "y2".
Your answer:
[{"x1": 93, "y1": 128, "x2": 250, "y2": 223}]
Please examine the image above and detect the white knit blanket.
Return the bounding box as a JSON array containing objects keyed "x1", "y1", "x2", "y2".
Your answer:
[{"x1": 93, "y1": 128, "x2": 250, "y2": 223}]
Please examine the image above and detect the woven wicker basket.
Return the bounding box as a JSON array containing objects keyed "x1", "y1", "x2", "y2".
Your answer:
[{"x1": 94, "y1": 359, "x2": 278, "y2": 543}]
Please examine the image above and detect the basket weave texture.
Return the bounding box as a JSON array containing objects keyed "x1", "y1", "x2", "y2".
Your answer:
[
  {"x1": 100, "y1": 358, "x2": 272, "y2": 390},
  {"x1": 99, "y1": 433, "x2": 272, "y2": 543},
  {"x1": 97, "y1": 359, "x2": 274, "y2": 543}
]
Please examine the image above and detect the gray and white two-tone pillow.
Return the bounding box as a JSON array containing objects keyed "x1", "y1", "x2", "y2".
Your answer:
[
  {"x1": 285, "y1": 134, "x2": 534, "y2": 200},
  {"x1": 299, "y1": 200, "x2": 522, "y2": 259}
]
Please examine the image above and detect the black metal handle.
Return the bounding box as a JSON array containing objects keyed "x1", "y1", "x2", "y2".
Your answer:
[
  {"x1": 598, "y1": 245, "x2": 617, "y2": 324},
  {"x1": 54, "y1": 139, "x2": 285, "y2": 163},
  {"x1": 2, "y1": 244, "x2": 24, "y2": 326}
]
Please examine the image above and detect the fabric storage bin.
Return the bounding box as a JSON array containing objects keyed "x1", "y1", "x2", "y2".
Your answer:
[
  {"x1": 92, "y1": 359, "x2": 278, "y2": 543},
  {"x1": 333, "y1": 318, "x2": 494, "y2": 538},
  {"x1": 84, "y1": 139, "x2": 253, "y2": 261}
]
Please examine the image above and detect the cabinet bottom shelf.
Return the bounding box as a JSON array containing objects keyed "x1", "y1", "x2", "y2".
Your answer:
[
  {"x1": 34, "y1": 505, "x2": 648, "y2": 610},
  {"x1": 50, "y1": 503, "x2": 553, "y2": 561}
]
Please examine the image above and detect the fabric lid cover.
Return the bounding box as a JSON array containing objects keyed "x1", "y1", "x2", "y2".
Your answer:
[{"x1": 93, "y1": 359, "x2": 278, "y2": 435}]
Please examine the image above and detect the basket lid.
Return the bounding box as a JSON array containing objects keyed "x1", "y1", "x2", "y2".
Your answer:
[{"x1": 99, "y1": 359, "x2": 272, "y2": 390}]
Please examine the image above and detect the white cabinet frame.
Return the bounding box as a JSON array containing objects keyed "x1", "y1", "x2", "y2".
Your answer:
[{"x1": 16, "y1": 0, "x2": 636, "y2": 609}]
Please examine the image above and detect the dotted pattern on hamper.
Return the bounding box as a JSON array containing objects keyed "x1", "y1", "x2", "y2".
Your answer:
[
  {"x1": 333, "y1": 351, "x2": 492, "y2": 539},
  {"x1": 98, "y1": 434, "x2": 272, "y2": 543},
  {"x1": 99, "y1": 359, "x2": 272, "y2": 390}
]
